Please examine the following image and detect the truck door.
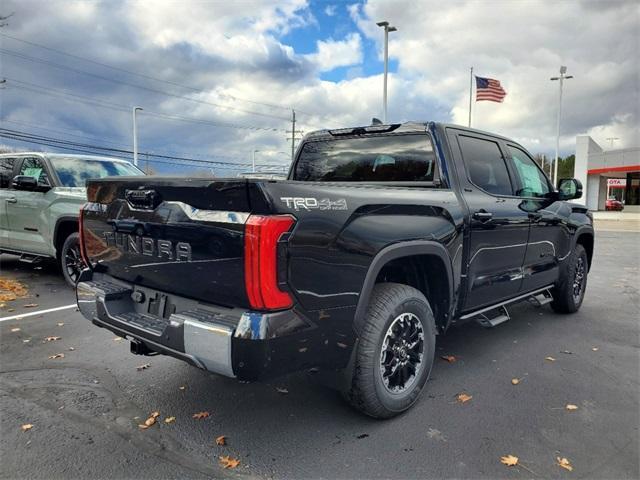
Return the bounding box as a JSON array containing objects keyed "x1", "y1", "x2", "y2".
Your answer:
[
  {"x1": 0, "y1": 156, "x2": 18, "y2": 250},
  {"x1": 5, "y1": 156, "x2": 54, "y2": 255},
  {"x1": 451, "y1": 132, "x2": 530, "y2": 311},
  {"x1": 505, "y1": 144, "x2": 569, "y2": 292}
]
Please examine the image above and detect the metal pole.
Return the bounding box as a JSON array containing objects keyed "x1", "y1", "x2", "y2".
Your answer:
[
  {"x1": 132, "y1": 106, "x2": 142, "y2": 166},
  {"x1": 468, "y1": 67, "x2": 473, "y2": 128},
  {"x1": 291, "y1": 110, "x2": 296, "y2": 162},
  {"x1": 383, "y1": 27, "x2": 389, "y2": 123},
  {"x1": 252, "y1": 149, "x2": 258, "y2": 173},
  {"x1": 553, "y1": 76, "x2": 563, "y2": 186}
]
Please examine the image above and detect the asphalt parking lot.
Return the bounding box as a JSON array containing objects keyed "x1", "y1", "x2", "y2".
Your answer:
[{"x1": 1, "y1": 230, "x2": 639, "y2": 480}]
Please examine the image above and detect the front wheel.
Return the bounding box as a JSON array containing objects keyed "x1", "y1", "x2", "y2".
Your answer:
[
  {"x1": 551, "y1": 243, "x2": 588, "y2": 313},
  {"x1": 60, "y1": 232, "x2": 84, "y2": 287},
  {"x1": 341, "y1": 283, "x2": 436, "y2": 419}
]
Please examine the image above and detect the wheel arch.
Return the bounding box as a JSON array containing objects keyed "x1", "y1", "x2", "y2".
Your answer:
[
  {"x1": 354, "y1": 241, "x2": 454, "y2": 335},
  {"x1": 574, "y1": 227, "x2": 594, "y2": 271},
  {"x1": 53, "y1": 216, "x2": 79, "y2": 258}
]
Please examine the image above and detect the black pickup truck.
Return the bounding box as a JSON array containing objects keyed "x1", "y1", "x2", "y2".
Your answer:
[{"x1": 76, "y1": 122, "x2": 594, "y2": 418}]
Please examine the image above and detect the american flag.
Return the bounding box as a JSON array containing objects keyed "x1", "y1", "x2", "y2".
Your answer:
[{"x1": 475, "y1": 76, "x2": 507, "y2": 102}]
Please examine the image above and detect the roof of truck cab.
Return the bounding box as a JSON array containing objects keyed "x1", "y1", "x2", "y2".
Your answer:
[
  {"x1": 303, "y1": 121, "x2": 516, "y2": 144},
  {"x1": 0, "y1": 152, "x2": 132, "y2": 163}
]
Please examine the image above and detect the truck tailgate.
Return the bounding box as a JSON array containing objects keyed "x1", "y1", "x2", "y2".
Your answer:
[{"x1": 81, "y1": 177, "x2": 260, "y2": 308}]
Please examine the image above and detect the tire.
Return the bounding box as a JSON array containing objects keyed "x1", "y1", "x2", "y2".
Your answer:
[
  {"x1": 341, "y1": 282, "x2": 436, "y2": 419},
  {"x1": 551, "y1": 243, "x2": 588, "y2": 314},
  {"x1": 59, "y1": 232, "x2": 84, "y2": 287}
]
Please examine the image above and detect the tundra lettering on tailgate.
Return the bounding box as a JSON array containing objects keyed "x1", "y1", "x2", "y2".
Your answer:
[{"x1": 103, "y1": 232, "x2": 192, "y2": 261}]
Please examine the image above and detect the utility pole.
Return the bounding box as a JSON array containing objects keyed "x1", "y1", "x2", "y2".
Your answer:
[
  {"x1": 606, "y1": 137, "x2": 619, "y2": 149},
  {"x1": 376, "y1": 21, "x2": 397, "y2": 123},
  {"x1": 468, "y1": 66, "x2": 473, "y2": 127},
  {"x1": 286, "y1": 109, "x2": 303, "y2": 162},
  {"x1": 252, "y1": 149, "x2": 259, "y2": 173},
  {"x1": 132, "y1": 106, "x2": 143, "y2": 166},
  {"x1": 550, "y1": 66, "x2": 573, "y2": 186}
]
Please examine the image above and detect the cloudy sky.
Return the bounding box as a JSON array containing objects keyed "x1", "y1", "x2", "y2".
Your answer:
[{"x1": 0, "y1": 0, "x2": 638, "y2": 175}]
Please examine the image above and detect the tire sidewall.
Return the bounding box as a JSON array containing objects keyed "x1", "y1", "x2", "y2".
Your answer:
[
  {"x1": 370, "y1": 293, "x2": 436, "y2": 414},
  {"x1": 569, "y1": 246, "x2": 589, "y2": 310},
  {"x1": 60, "y1": 232, "x2": 81, "y2": 287}
]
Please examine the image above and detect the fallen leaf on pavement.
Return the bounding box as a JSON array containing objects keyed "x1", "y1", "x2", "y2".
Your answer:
[
  {"x1": 57, "y1": 322, "x2": 64, "y2": 327},
  {"x1": 216, "y1": 435, "x2": 227, "y2": 446},
  {"x1": 591, "y1": 347, "x2": 599, "y2": 351},
  {"x1": 545, "y1": 356, "x2": 556, "y2": 362},
  {"x1": 276, "y1": 387, "x2": 289, "y2": 394},
  {"x1": 565, "y1": 404, "x2": 579, "y2": 411},
  {"x1": 139, "y1": 411, "x2": 160, "y2": 429},
  {"x1": 0, "y1": 278, "x2": 29, "y2": 302},
  {"x1": 48, "y1": 353, "x2": 65, "y2": 359},
  {"x1": 356, "y1": 433, "x2": 369, "y2": 439},
  {"x1": 113, "y1": 337, "x2": 123, "y2": 342},
  {"x1": 457, "y1": 393, "x2": 472, "y2": 403},
  {"x1": 179, "y1": 386, "x2": 186, "y2": 391},
  {"x1": 68, "y1": 347, "x2": 75, "y2": 351},
  {"x1": 11, "y1": 327, "x2": 20, "y2": 332},
  {"x1": 511, "y1": 378, "x2": 520, "y2": 385},
  {"x1": 0, "y1": 302, "x2": 5, "y2": 308},
  {"x1": 560, "y1": 350, "x2": 572, "y2": 355},
  {"x1": 500, "y1": 455, "x2": 519, "y2": 466},
  {"x1": 23, "y1": 339, "x2": 30, "y2": 343},
  {"x1": 21, "y1": 424, "x2": 33, "y2": 432},
  {"x1": 441, "y1": 355, "x2": 457, "y2": 363},
  {"x1": 219, "y1": 455, "x2": 240, "y2": 469},
  {"x1": 136, "y1": 363, "x2": 151, "y2": 370},
  {"x1": 164, "y1": 416, "x2": 176, "y2": 424},
  {"x1": 193, "y1": 411, "x2": 210, "y2": 419},
  {"x1": 44, "y1": 336, "x2": 61, "y2": 342},
  {"x1": 8, "y1": 308, "x2": 15, "y2": 312},
  {"x1": 557, "y1": 457, "x2": 573, "y2": 471},
  {"x1": 23, "y1": 303, "x2": 39, "y2": 308}
]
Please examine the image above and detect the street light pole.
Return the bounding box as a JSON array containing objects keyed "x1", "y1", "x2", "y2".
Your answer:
[
  {"x1": 550, "y1": 67, "x2": 573, "y2": 186},
  {"x1": 376, "y1": 21, "x2": 397, "y2": 124},
  {"x1": 252, "y1": 149, "x2": 259, "y2": 173},
  {"x1": 132, "y1": 106, "x2": 143, "y2": 166}
]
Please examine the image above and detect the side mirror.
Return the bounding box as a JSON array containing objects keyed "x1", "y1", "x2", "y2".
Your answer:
[
  {"x1": 12, "y1": 175, "x2": 51, "y2": 192},
  {"x1": 557, "y1": 178, "x2": 582, "y2": 200}
]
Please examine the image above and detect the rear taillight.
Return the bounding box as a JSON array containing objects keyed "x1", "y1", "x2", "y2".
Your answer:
[
  {"x1": 244, "y1": 215, "x2": 295, "y2": 310},
  {"x1": 78, "y1": 204, "x2": 90, "y2": 267}
]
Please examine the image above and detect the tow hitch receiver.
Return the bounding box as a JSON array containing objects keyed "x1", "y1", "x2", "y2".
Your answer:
[{"x1": 130, "y1": 339, "x2": 158, "y2": 356}]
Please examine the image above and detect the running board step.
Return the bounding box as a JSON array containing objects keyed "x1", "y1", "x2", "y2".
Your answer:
[
  {"x1": 475, "y1": 306, "x2": 510, "y2": 328},
  {"x1": 528, "y1": 289, "x2": 553, "y2": 307},
  {"x1": 19, "y1": 253, "x2": 44, "y2": 264}
]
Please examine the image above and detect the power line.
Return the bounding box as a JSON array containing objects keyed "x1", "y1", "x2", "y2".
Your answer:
[
  {"x1": 0, "y1": 48, "x2": 292, "y2": 121},
  {"x1": 3, "y1": 78, "x2": 287, "y2": 132},
  {"x1": 0, "y1": 128, "x2": 288, "y2": 170},
  {"x1": 0, "y1": 31, "x2": 300, "y2": 113}
]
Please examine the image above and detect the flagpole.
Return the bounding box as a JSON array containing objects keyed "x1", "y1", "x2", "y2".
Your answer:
[{"x1": 468, "y1": 66, "x2": 473, "y2": 127}]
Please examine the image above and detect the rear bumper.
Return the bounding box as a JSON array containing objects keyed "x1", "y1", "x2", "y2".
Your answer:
[{"x1": 76, "y1": 269, "x2": 315, "y2": 380}]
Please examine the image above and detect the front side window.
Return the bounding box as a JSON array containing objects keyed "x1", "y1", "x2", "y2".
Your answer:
[
  {"x1": 458, "y1": 135, "x2": 512, "y2": 196},
  {"x1": 508, "y1": 145, "x2": 551, "y2": 198},
  {"x1": 18, "y1": 157, "x2": 51, "y2": 187},
  {"x1": 49, "y1": 157, "x2": 144, "y2": 187},
  {"x1": 293, "y1": 134, "x2": 436, "y2": 182},
  {"x1": 0, "y1": 157, "x2": 16, "y2": 189}
]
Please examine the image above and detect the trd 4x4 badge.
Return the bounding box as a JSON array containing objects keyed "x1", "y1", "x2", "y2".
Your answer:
[{"x1": 280, "y1": 197, "x2": 347, "y2": 211}]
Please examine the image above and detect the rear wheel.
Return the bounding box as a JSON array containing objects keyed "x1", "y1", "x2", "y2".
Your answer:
[
  {"x1": 341, "y1": 283, "x2": 436, "y2": 419},
  {"x1": 551, "y1": 243, "x2": 588, "y2": 313},
  {"x1": 60, "y1": 233, "x2": 84, "y2": 287}
]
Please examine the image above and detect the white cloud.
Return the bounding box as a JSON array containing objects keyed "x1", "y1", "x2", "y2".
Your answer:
[
  {"x1": 324, "y1": 5, "x2": 336, "y2": 17},
  {"x1": 305, "y1": 33, "x2": 363, "y2": 72}
]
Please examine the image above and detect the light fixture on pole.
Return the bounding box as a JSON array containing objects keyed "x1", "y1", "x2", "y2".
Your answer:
[
  {"x1": 376, "y1": 21, "x2": 397, "y2": 124},
  {"x1": 550, "y1": 66, "x2": 573, "y2": 185},
  {"x1": 132, "y1": 106, "x2": 143, "y2": 166},
  {"x1": 252, "y1": 149, "x2": 260, "y2": 173}
]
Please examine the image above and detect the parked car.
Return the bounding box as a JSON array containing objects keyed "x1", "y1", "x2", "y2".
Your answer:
[
  {"x1": 76, "y1": 122, "x2": 594, "y2": 418},
  {"x1": 605, "y1": 197, "x2": 624, "y2": 211},
  {"x1": 0, "y1": 153, "x2": 144, "y2": 285}
]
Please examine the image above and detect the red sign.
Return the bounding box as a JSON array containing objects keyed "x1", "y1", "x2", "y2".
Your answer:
[{"x1": 607, "y1": 178, "x2": 627, "y2": 187}]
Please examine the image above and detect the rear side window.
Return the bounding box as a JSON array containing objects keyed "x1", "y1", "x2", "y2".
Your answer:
[
  {"x1": 508, "y1": 145, "x2": 551, "y2": 198},
  {"x1": 293, "y1": 134, "x2": 436, "y2": 182},
  {"x1": 458, "y1": 135, "x2": 512, "y2": 196},
  {"x1": 0, "y1": 157, "x2": 16, "y2": 189}
]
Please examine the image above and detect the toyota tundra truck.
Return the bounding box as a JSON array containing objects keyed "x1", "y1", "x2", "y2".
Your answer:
[{"x1": 76, "y1": 122, "x2": 594, "y2": 418}]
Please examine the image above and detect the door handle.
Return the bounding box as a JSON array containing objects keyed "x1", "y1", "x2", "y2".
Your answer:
[
  {"x1": 472, "y1": 210, "x2": 493, "y2": 222},
  {"x1": 6, "y1": 197, "x2": 17, "y2": 204}
]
